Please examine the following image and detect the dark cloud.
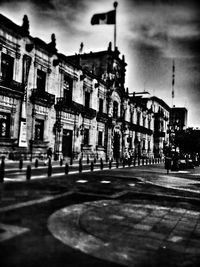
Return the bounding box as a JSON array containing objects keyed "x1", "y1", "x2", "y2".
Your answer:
[
  {"x1": 0, "y1": 0, "x2": 54, "y2": 8},
  {"x1": 128, "y1": 0, "x2": 200, "y2": 7},
  {"x1": 170, "y1": 35, "x2": 200, "y2": 61}
]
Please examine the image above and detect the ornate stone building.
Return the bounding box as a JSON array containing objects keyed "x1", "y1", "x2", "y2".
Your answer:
[{"x1": 0, "y1": 13, "x2": 170, "y2": 161}]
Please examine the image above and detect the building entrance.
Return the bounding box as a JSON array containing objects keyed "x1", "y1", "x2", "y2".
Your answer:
[
  {"x1": 113, "y1": 132, "x2": 120, "y2": 160},
  {"x1": 62, "y1": 129, "x2": 72, "y2": 157}
]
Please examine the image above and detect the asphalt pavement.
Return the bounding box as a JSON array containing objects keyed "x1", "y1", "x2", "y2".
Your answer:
[{"x1": 1, "y1": 162, "x2": 200, "y2": 267}]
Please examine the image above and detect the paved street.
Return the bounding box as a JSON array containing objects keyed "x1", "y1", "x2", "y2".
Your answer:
[{"x1": 1, "y1": 162, "x2": 200, "y2": 267}]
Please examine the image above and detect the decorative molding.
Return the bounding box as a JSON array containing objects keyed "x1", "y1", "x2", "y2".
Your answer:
[{"x1": 34, "y1": 55, "x2": 49, "y2": 70}]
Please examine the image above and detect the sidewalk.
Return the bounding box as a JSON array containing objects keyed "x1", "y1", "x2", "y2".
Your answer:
[
  {"x1": 1, "y1": 166, "x2": 200, "y2": 267},
  {"x1": 3, "y1": 157, "x2": 164, "y2": 170},
  {"x1": 48, "y1": 199, "x2": 200, "y2": 267}
]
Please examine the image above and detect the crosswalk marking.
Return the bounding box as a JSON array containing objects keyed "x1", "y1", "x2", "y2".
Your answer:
[
  {"x1": 76, "y1": 180, "x2": 88, "y2": 183},
  {"x1": 0, "y1": 223, "x2": 30, "y2": 242}
]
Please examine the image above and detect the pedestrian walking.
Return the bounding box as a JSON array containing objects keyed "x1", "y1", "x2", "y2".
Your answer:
[{"x1": 45, "y1": 147, "x2": 53, "y2": 165}]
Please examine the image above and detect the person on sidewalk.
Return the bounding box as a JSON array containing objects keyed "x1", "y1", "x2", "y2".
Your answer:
[{"x1": 44, "y1": 148, "x2": 53, "y2": 165}]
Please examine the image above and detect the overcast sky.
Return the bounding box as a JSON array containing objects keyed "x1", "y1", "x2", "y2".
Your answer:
[{"x1": 1, "y1": 0, "x2": 200, "y2": 127}]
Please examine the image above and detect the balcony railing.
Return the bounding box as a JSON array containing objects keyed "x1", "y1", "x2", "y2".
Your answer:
[
  {"x1": 55, "y1": 97, "x2": 97, "y2": 119},
  {"x1": 0, "y1": 77, "x2": 23, "y2": 98},
  {"x1": 154, "y1": 131, "x2": 165, "y2": 138},
  {"x1": 82, "y1": 106, "x2": 97, "y2": 119},
  {"x1": 55, "y1": 97, "x2": 82, "y2": 115},
  {"x1": 30, "y1": 89, "x2": 55, "y2": 107},
  {"x1": 96, "y1": 112, "x2": 108, "y2": 122},
  {"x1": 130, "y1": 123, "x2": 153, "y2": 135},
  {"x1": 154, "y1": 110, "x2": 164, "y2": 118}
]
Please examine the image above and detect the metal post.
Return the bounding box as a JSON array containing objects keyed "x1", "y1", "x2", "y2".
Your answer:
[
  {"x1": 113, "y1": 2, "x2": 118, "y2": 49},
  {"x1": 65, "y1": 163, "x2": 69, "y2": 175},
  {"x1": 26, "y1": 165, "x2": 31, "y2": 180}
]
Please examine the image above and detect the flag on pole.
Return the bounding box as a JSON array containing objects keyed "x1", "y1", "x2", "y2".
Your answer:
[{"x1": 91, "y1": 10, "x2": 116, "y2": 25}]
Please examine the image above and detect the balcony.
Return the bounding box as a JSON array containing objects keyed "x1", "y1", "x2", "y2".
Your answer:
[
  {"x1": 0, "y1": 77, "x2": 23, "y2": 99},
  {"x1": 83, "y1": 106, "x2": 97, "y2": 120},
  {"x1": 30, "y1": 89, "x2": 55, "y2": 107},
  {"x1": 0, "y1": 137, "x2": 18, "y2": 146},
  {"x1": 154, "y1": 110, "x2": 164, "y2": 118},
  {"x1": 55, "y1": 98, "x2": 83, "y2": 115},
  {"x1": 130, "y1": 123, "x2": 153, "y2": 135},
  {"x1": 56, "y1": 97, "x2": 75, "y2": 113},
  {"x1": 154, "y1": 131, "x2": 165, "y2": 138},
  {"x1": 55, "y1": 98, "x2": 97, "y2": 119},
  {"x1": 96, "y1": 112, "x2": 108, "y2": 123}
]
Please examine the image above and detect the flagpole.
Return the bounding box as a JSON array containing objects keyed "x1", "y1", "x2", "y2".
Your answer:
[
  {"x1": 172, "y1": 59, "x2": 175, "y2": 107},
  {"x1": 114, "y1": 2, "x2": 118, "y2": 49}
]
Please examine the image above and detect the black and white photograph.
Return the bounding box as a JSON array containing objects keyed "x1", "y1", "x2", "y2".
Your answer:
[{"x1": 0, "y1": 0, "x2": 200, "y2": 266}]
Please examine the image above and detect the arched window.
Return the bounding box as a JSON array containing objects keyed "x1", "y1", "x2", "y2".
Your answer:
[{"x1": 137, "y1": 112, "x2": 141, "y2": 125}]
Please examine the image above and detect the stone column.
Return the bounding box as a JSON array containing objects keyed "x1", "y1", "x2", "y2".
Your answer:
[
  {"x1": 0, "y1": 45, "x2": 2, "y2": 76},
  {"x1": 10, "y1": 101, "x2": 16, "y2": 137}
]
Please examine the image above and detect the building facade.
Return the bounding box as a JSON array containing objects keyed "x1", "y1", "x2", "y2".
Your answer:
[
  {"x1": 0, "y1": 13, "x2": 170, "y2": 161},
  {"x1": 170, "y1": 107, "x2": 188, "y2": 131}
]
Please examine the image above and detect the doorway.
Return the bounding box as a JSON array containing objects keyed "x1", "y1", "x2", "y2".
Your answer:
[
  {"x1": 62, "y1": 129, "x2": 72, "y2": 157},
  {"x1": 113, "y1": 132, "x2": 120, "y2": 160}
]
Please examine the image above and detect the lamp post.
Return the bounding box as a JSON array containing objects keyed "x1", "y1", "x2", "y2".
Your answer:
[
  {"x1": 54, "y1": 105, "x2": 62, "y2": 161},
  {"x1": 30, "y1": 106, "x2": 35, "y2": 162}
]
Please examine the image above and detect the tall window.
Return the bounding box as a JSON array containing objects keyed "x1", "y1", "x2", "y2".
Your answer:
[
  {"x1": 63, "y1": 75, "x2": 73, "y2": 105},
  {"x1": 148, "y1": 141, "x2": 151, "y2": 151},
  {"x1": 98, "y1": 131, "x2": 103, "y2": 146},
  {"x1": 137, "y1": 112, "x2": 140, "y2": 125},
  {"x1": 37, "y1": 70, "x2": 46, "y2": 92},
  {"x1": 143, "y1": 117, "x2": 146, "y2": 127},
  {"x1": 142, "y1": 140, "x2": 145, "y2": 150},
  {"x1": 0, "y1": 113, "x2": 10, "y2": 138},
  {"x1": 113, "y1": 101, "x2": 118, "y2": 118},
  {"x1": 85, "y1": 92, "x2": 90, "y2": 109},
  {"x1": 99, "y1": 98, "x2": 103, "y2": 114},
  {"x1": 154, "y1": 119, "x2": 159, "y2": 132},
  {"x1": 148, "y1": 119, "x2": 151, "y2": 129},
  {"x1": 129, "y1": 137, "x2": 132, "y2": 149},
  {"x1": 83, "y1": 128, "x2": 89, "y2": 145},
  {"x1": 130, "y1": 112, "x2": 133, "y2": 123},
  {"x1": 160, "y1": 120, "x2": 164, "y2": 131},
  {"x1": 35, "y1": 119, "x2": 44, "y2": 140},
  {"x1": 1, "y1": 53, "x2": 14, "y2": 81}
]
